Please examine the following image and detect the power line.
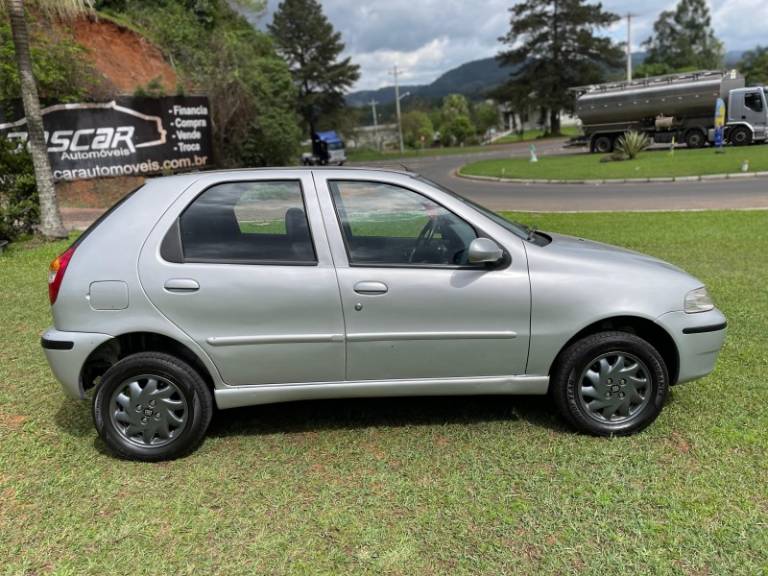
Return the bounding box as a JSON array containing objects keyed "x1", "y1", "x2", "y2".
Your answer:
[
  {"x1": 626, "y1": 13, "x2": 638, "y2": 82},
  {"x1": 390, "y1": 65, "x2": 405, "y2": 154},
  {"x1": 368, "y1": 99, "x2": 379, "y2": 150}
]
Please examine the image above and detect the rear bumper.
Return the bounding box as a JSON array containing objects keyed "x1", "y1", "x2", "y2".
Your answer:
[
  {"x1": 41, "y1": 328, "x2": 113, "y2": 399},
  {"x1": 656, "y1": 309, "x2": 727, "y2": 385}
]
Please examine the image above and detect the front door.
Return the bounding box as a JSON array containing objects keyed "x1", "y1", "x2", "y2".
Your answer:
[
  {"x1": 314, "y1": 175, "x2": 531, "y2": 382},
  {"x1": 743, "y1": 89, "x2": 767, "y2": 138},
  {"x1": 139, "y1": 173, "x2": 345, "y2": 386}
]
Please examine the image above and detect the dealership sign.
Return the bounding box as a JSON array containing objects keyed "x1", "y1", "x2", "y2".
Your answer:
[{"x1": 0, "y1": 96, "x2": 212, "y2": 181}]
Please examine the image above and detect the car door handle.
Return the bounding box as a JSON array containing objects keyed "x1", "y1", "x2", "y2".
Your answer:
[
  {"x1": 164, "y1": 278, "x2": 200, "y2": 293},
  {"x1": 353, "y1": 281, "x2": 388, "y2": 295}
]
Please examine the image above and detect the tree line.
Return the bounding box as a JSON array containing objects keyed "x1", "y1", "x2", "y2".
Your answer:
[
  {"x1": 493, "y1": 0, "x2": 768, "y2": 137},
  {"x1": 3, "y1": 0, "x2": 768, "y2": 238}
]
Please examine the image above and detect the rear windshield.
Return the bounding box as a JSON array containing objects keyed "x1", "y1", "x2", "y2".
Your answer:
[{"x1": 69, "y1": 185, "x2": 143, "y2": 250}]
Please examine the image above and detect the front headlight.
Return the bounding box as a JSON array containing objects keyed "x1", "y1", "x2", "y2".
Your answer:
[{"x1": 684, "y1": 286, "x2": 714, "y2": 313}]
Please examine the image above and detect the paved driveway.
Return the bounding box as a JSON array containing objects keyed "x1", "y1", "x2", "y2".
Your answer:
[{"x1": 352, "y1": 140, "x2": 768, "y2": 212}]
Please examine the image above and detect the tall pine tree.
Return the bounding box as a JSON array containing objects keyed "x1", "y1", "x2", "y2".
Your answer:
[
  {"x1": 497, "y1": 0, "x2": 622, "y2": 135},
  {"x1": 643, "y1": 0, "x2": 723, "y2": 73},
  {"x1": 268, "y1": 0, "x2": 359, "y2": 135}
]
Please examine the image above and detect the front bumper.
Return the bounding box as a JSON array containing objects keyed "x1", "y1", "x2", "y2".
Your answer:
[
  {"x1": 656, "y1": 308, "x2": 727, "y2": 384},
  {"x1": 41, "y1": 328, "x2": 113, "y2": 399}
]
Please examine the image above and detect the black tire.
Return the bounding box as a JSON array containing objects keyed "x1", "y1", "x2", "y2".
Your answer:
[
  {"x1": 550, "y1": 331, "x2": 668, "y2": 436},
  {"x1": 729, "y1": 126, "x2": 752, "y2": 146},
  {"x1": 93, "y1": 352, "x2": 213, "y2": 461},
  {"x1": 592, "y1": 135, "x2": 614, "y2": 154},
  {"x1": 685, "y1": 129, "x2": 706, "y2": 149}
]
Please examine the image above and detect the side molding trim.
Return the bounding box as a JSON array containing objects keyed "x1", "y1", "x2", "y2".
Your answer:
[
  {"x1": 346, "y1": 331, "x2": 517, "y2": 342},
  {"x1": 214, "y1": 375, "x2": 549, "y2": 409},
  {"x1": 207, "y1": 334, "x2": 345, "y2": 346}
]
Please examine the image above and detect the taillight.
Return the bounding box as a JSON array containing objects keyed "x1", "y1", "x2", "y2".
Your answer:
[{"x1": 48, "y1": 246, "x2": 75, "y2": 304}]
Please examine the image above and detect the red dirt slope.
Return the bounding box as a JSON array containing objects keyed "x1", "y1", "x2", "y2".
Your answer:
[{"x1": 71, "y1": 17, "x2": 177, "y2": 94}]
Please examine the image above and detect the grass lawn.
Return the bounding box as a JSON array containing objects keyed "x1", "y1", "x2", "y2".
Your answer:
[
  {"x1": 347, "y1": 130, "x2": 577, "y2": 163},
  {"x1": 491, "y1": 125, "x2": 581, "y2": 145},
  {"x1": 1, "y1": 210, "x2": 767, "y2": 575},
  {"x1": 461, "y1": 145, "x2": 768, "y2": 180},
  {"x1": 348, "y1": 144, "x2": 498, "y2": 163}
]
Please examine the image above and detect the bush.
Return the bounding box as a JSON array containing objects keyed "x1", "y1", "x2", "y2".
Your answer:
[
  {"x1": 0, "y1": 20, "x2": 96, "y2": 119},
  {"x1": 616, "y1": 131, "x2": 651, "y2": 160},
  {"x1": 117, "y1": 0, "x2": 302, "y2": 167},
  {"x1": 0, "y1": 139, "x2": 38, "y2": 242}
]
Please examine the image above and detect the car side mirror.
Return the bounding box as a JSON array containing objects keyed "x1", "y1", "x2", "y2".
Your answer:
[{"x1": 467, "y1": 238, "x2": 504, "y2": 265}]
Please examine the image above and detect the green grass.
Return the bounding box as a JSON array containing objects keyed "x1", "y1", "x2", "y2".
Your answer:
[
  {"x1": 461, "y1": 145, "x2": 768, "y2": 180},
  {"x1": 346, "y1": 129, "x2": 578, "y2": 163},
  {"x1": 491, "y1": 125, "x2": 581, "y2": 145},
  {"x1": 348, "y1": 144, "x2": 496, "y2": 162},
  {"x1": 1, "y1": 211, "x2": 767, "y2": 575}
]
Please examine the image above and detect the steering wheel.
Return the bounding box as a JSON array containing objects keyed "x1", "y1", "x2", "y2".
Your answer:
[{"x1": 408, "y1": 217, "x2": 439, "y2": 263}]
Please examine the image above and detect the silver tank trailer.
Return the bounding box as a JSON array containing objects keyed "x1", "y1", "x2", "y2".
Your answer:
[{"x1": 575, "y1": 70, "x2": 745, "y2": 127}]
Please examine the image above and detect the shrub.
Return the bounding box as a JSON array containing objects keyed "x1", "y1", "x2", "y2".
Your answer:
[
  {"x1": 0, "y1": 139, "x2": 38, "y2": 242},
  {"x1": 616, "y1": 131, "x2": 651, "y2": 160}
]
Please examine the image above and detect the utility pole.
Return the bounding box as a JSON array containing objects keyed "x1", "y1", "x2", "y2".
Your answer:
[
  {"x1": 626, "y1": 13, "x2": 634, "y2": 82},
  {"x1": 368, "y1": 99, "x2": 379, "y2": 150},
  {"x1": 391, "y1": 65, "x2": 405, "y2": 154}
]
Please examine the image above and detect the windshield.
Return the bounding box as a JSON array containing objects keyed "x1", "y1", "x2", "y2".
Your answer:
[
  {"x1": 328, "y1": 141, "x2": 344, "y2": 150},
  {"x1": 416, "y1": 176, "x2": 532, "y2": 240}
]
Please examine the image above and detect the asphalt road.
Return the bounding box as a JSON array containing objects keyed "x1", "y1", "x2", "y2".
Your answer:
[{"x1": 353, "y1": 139, "x2": 768, "y2": 212}]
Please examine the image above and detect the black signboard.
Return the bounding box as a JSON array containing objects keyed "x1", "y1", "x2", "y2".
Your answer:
[{"x1": 0, "y1": 96, "x2": 213, "y2": 181}]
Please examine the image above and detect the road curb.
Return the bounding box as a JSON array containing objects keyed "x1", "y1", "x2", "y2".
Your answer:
[{"x1": 456, "y1": 169, "x2": 768, "y2": 185}]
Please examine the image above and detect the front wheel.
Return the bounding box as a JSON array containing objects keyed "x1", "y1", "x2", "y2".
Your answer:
[
  {"x1": 93, "y1": 352, "x2": 213, "y2": 461},
  {"x1": 550, "y1": 331, "x2": 668, "y2": 436},
  {"x1": 729, "y1": 126, "x2": 752, "y2": 146}
]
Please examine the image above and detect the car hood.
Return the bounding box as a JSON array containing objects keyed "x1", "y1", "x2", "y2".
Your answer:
[
  {"x1": 524, "y1": 231, "x2": 705, "y2": 319},
  {"x1": 541, "y1": 232, "x2": 689, "y2": 276}
]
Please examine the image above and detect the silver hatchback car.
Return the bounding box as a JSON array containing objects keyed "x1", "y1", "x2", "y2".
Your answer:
[{"x1": 42, "y1": 168, "x2": 726, "y2": 460}]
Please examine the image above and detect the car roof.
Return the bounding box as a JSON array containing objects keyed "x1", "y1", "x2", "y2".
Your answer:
[{"x1": 145, "y1": 166, "x2": 419, "y2": 184}]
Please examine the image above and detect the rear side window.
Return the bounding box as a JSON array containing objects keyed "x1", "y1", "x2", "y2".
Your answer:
[{"x1": 178, "y1": 180, "x2": 316, "y2": 264}]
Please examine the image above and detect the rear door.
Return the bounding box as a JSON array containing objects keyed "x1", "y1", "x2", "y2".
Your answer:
[
  {"x1": 313, "y1": 172, "x2": 531, "y2": 382},
  {"x1": 138, "y1": 171, "x2": 345, "y2": 386}
]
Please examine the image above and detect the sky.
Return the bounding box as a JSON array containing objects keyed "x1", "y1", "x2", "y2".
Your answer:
[{"x1": 254, "y1": 0, "x2": 768, "y2": 91}]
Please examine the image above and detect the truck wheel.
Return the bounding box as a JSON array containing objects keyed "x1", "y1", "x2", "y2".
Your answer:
[
  {"x1": 730, "y1": 126, "x2": 752, "y2": 146},
  {"x1": 592, "y1": 135, "x2": 614, "y2": 154},
  {"x1": 550, "y1": 331, "x2": 668, "y2": 436},
  {"x1": 685, "y1": 129, "x2": 706, "y2": 149},
  {"x1": 93, "y1": 352, "x2": 213, "y2": 461}
]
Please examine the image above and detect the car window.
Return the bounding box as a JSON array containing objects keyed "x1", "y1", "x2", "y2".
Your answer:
[
  {"x1": 179, "y1": 180, "x2": 316, "y2": 264},
  {"x1": 329, "y1": 180, "x2": 478, "y2": 266}
]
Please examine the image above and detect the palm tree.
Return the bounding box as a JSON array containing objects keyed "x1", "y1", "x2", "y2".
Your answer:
[{"x1": 1, "y1": 0, "x2": 93, "y2": 238}]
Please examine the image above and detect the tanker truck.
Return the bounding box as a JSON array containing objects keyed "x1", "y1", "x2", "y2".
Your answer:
[{"x1": 572, "y1": 70, "x2": 768, "y2": 153}]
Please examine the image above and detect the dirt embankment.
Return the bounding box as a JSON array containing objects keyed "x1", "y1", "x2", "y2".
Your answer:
[
  {"x1": 56, "y1": 18, "x2": 178, "y2": 216},
  {"x1": 71, "y1": 17, "x2": 177, "y2": 94}
]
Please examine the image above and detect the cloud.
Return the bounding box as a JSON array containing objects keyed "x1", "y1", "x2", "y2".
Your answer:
[{"x1": 257, "y1": 0, "x2": 766, "y2": 91}]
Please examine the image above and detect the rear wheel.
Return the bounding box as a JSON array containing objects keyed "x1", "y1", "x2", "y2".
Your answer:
[
  {"x1": 592, "y1": 135, "x2": 614, "y2": 154},
  {"x1": 550, "y1": 331, "x2": 668, "y2": 436},
  {"x1": 93, "y1": 352, "x2": 213, "y2": 461},
  {"x1": 729, "y1": 126, "x2": 752, "y2": 146},
  {"x1": 685, "y1": 129, "x2": 706, "y2": 149}
]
